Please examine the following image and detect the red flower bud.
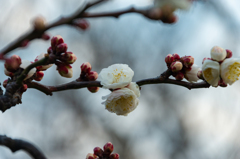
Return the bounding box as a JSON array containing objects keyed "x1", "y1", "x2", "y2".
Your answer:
[
  {"x1": 4, "y1": 55, "x2": 22, "y2": 72},
  {"x1": 170, "y1": 61, "x2": 183, "y2": 72},
  {"x1": 93, "y1": 147, "x2": 103, "y2": 157},
  {"x1": 20, "y1": 84, "x2": 28, "y2": 92},
  {"x1": 110, "y1": 153, "x2": 120, "y2": 159},
  {"x1": 226, "y1": 49, "x2": 233, "y2": 58},
  {"x1": 175, "y1": 72, "x2": 184, "y2": 81},
  {"x1": 51, "y1": 35, "x2": 64, "y2": 49},
  {"x1": 60, "y1": 52, "x2": 77, "y2": 64},
  {"x1": 87, "y1": 71, "x2": 98, "y2": 81},
  {"x1": 56, "y1": 43, "x2": 68, "y2": 54},
  {"x1": 81, "y1": 62, "x2": 92, "y2": 74},
  {"x1": 172, "y1": 53, "x2": 180, "y2": 61},
  {"x1": 202, "y1": 57, "x2": 211, "y2": 64},
  {"x1": 181, "y1": 56, "x2": 194, "y2": 68},
  {"x1": 34, "y1": 71, "x2": 44, "y2": 81},
  {"x1": 86, "y1": 153, "x2": 98, "y2": 159},
  {"x1": 165, "y1": 54, "x2": 174, "y2": 65},
  {"x1": 21, "y1": 40, "x2": 29, "y2": 47},
  {"x1": 3, "y1": 79, "x2": 8, "y2": 88},
  {"x1": 41, "y1": 33, "x2": 50, "y2": 41},
  {"x1": 87, "y1": 87, "x2": 99, "y2": 93},
  {"x1": 197, "y1": 70, "x2": 203, "y2": 80},
  {"x1": 103, "y1": 142, "x2": 114, "y2": 155},
  {"x1": 73, "y1": 19, "x2": 90, "y2": 30},
  {"x1": 47, "y1": 47, "x2": 53, "y2": 54},
  {"x1": 57, "y1": 62, "x2": 73, "y2": 78}
]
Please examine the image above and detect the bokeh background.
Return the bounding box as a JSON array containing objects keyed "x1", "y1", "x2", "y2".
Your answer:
[{"x1": 1, "y1": 0, "x2": 240, "y2": 158}]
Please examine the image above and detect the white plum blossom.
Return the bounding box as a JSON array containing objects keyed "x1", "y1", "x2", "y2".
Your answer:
[
  {"x1": 154, "y1": 0, "x2": 192, "y2": 11},
  {"x1": 220, "y1": 58, "x2": 240, "y2": 85},
  {"x1": 98, "y1": 64, "x2": 134, "y2": 89},
  {"x1": 126, "y1": 82, "x2": 141, "y2": 97},
  {"x1": 35, "y1": 53, "x2": 53, "y2": 70},
  {"x1": 102, "y1": 88, "x2": 139, "y2": 116},
  {"x1": 202, "y1": 60, "x2": 220, "y2": 87},
  {"x1": 210, "y1": 46, "x2": 227, "y2": 62},
  {"x1": 20, "y1": 60, "x2": 36, "y2": 80},
  {"x1": 184, "y1": 64, "x2": 200, "y2": 82}
]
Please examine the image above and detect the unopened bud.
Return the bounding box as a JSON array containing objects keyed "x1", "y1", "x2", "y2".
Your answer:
[
  {"x1": 197, "y1": 70, "x2": 203, "y2": 80},
  {"x1": 181, "y1": 56, "x2": 194, "y2": 68},
  {"x1": 87, "y1": 87, "x2": 99, "y2": 93},
  {"x1": 165, "y1": 54, "x2": 174, "y2": 65},
  {"x1": 93, "y1": 147, "x2": 103, "y2": 157},
  {"x1": 35, "y1": 53, "x2": 53, "y2": 71},
  {"x1": 33, "y1": 16, "x2": 46, "y2": 30},
  {"x1": 4, "y1": 55, "x2": 22, "y2": 72},
  {"x1": 20, "y1": 84, "x2": 28, "y2": 92},
  {"x1": 34, "y1": 71, "x2": 44, "y2": 81},
  {"x1": 41, "y1": 33, "x2": 50, "y2": 40},
  {"x1": 170, "y1": 61, "x2": 183, "y2": 72},
  {"x1": 86, "y1": 153, "x2": 97, "y2": 159},
  {"x1": 57, "y1": 63, "x2": 73, "y2": 78},
  {"x1": 60, "y1": 52, "x2": 77, "y2": 64},
  {"x1": 172, "y1": 53, "x2": 180, "y2": 61},
  {"x1": 51, "y1": 35, "x2": 64, "y2": 49},
  {"x1": 73, "y1": 19, "x2": 90, "y2": 30},
  {"x1": 226, "y1": 49, "x2": 233, "y2": 58},
  {"x1": 210, "y1": 46, "x2": 227, "y2": 62},
  {"x1": 3, "y1": 79, "x2": 8, "y2": 88},
  {"x1": 110, "y1": 153, "x2": 120, "y2": 159},
  {"x1": 21, "y1": 40, "x2": 29, "y2": 47},
  {"x1": 87, "y1": 71, "x2": 98, "y2": 81},
  {"x1": 175, "y1": 72, "x2": 184, "y2": 81},
  {"x1": 56, "y1": 43, "x2": 68, "y2": 54},
  {"x1": 103, "y1": 142, "x2": 114, "y2": 155},
  {"x1": 81, "y1": 62, "x2": 92, "y2": 74},
  {"x1": 47, "y1": 47, "x2": 53, "y2": 54}
]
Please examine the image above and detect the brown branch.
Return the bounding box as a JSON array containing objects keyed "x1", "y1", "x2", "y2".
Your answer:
[
  {"x1": 0, "y1": 0, "x2": 108, "y2": 56},
  {"x1": 0, "y1": 135, "x2": 47, "y2": 159}
]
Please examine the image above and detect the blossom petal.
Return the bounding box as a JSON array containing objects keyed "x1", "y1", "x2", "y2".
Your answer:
[
  {"x1": 221, "y1": 58, "x2": 240, "y2": 85},
  {"x1": 202, "y1": 60, "x2": 220, "y2": 87}
]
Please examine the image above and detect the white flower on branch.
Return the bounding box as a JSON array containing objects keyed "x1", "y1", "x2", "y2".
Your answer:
[
  {"x1": 98, "y1": 64, "x2": 134, "y2": 89},
  {"x1": 154, "y1": 0, "x2": 192, "y2": 11},
  {"x1": 184, "y1": 64, "x2": 200, "y2": 82},
  {"x1": 102, "y1": 88, "x2": 139, "y2": 116},
  {"x1": 20, "y1": 60, "x2": 37, "y2": 80},
  {"x1": 221, "y1": 58, "x2": 240, "y2": 85},
  {"x1": 202, "y1": 60, "x2": 220, "y2": 87}
]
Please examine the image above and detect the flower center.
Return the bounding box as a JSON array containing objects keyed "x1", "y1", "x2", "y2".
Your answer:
[
  {"x1": 111, "y1": 69, "x2": 127, "y2": 84},
  {"x1": 227, "y1": 62, "x2": 240, "y2": 82},
  {"x1": 203, "y1": 68, "x2": 214, "y2": 81}
]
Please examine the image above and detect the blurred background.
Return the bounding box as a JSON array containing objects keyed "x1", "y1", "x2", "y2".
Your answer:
[{"x1": 1, "y1": 0, "x2": 240, "y2": 158}]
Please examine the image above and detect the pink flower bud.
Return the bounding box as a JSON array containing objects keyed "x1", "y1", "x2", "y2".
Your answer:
[
  {"x1": 170, "y1": 61, "x2": 183, "y2": 72},
  {"x1": 110, "y1": 153, "x2": 120, "y2": 159},
  {"x1": 175, "y1": 72, "x2": 184, "y2": 81},
  {"x1": 32, "y1": 16, "x2": 46, "y2": 30},
  {"x1": 103, "y1": 142, "x2": 114, "y2": 155},
  {"x1": 4, "y1": 55, "x2": 22, "y2": 72},
  {"x1": 41, "y1": 33, "x2": 50, "y2": 41},
  {"x1": 34, "y1": 71, "x2": 44, "y2": 81},
  {"x1": 81, "y1": 62, "x2": 92, "y2": 74},
  {"x1": 197, "y1": 70, "x2": 203, "y2": 80},
  {"x1": 226, "y1": 49, "x2": 232, "y2": 58},
  {"x1": 60, "y1": 52, "x2": 77, "y2": 64},
  {"x1": 181, "y1": 56, "x2": 194, "y2": 68},
  {"x1": 21, "y1": 40, "x2": 29, "y2": 47},
  {"x1": 172, "y1": 53, "x2": 180, "y2": 61},
  {"x1": 4, "y1": 68, "x2": 14, "y2": 77},
  {"x1": 165, "y1": 54, "x2": 174, "y2": 65},
  {"x1": 51, "y1": 35, "x2": 64, "y2": 49},
  {"x1": 202, "y1": 57, "x2": 211, "y2": 64},
  {"x1": 21, "y1": 84, "x2": 28, "y2": 92},
  {"x1": 47, "y1": 47, "x2": 53, "y2": 54},
  {"x1": 57, "y1": 63, "x2": 73, "y2": 78},
  {"x1": 87, "y1": 87, "x2": 99, "y2": 93},
  {"x1": 93, "y1": 147, "x2": 103, "y2": 157},
  {"x1": 73, "y1": 19, "x2": 90, "y2": 30},
  {"x1": 87, "y1": 71, "x2": 98, "y2": 81},
  {"x1": 86, "y1": 153, "x2": 98, "y2": 159},
  {"x1": 3, "y1": 79, "x2": 8, "y2": 88},
  {"x1": 56, "y1": 43, "x2": 68, "y2": 54}
]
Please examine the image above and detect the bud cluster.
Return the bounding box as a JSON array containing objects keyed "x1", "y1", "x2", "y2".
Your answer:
[
  {"x1": 165, "y1": 53, "x2": 198, "y2": 82},
  {"x1": 80, "y1": 62, "x2": 99, "y2": 93},
  {"x1": 47, "y1": 35, "x2": 77, "y2": 78},
  {"x1": 86, "y1": 142, "x2": 119, "y2": 159},
  {"x1": 201, "y1": 46, "x2": 234, "y2": 87}
]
